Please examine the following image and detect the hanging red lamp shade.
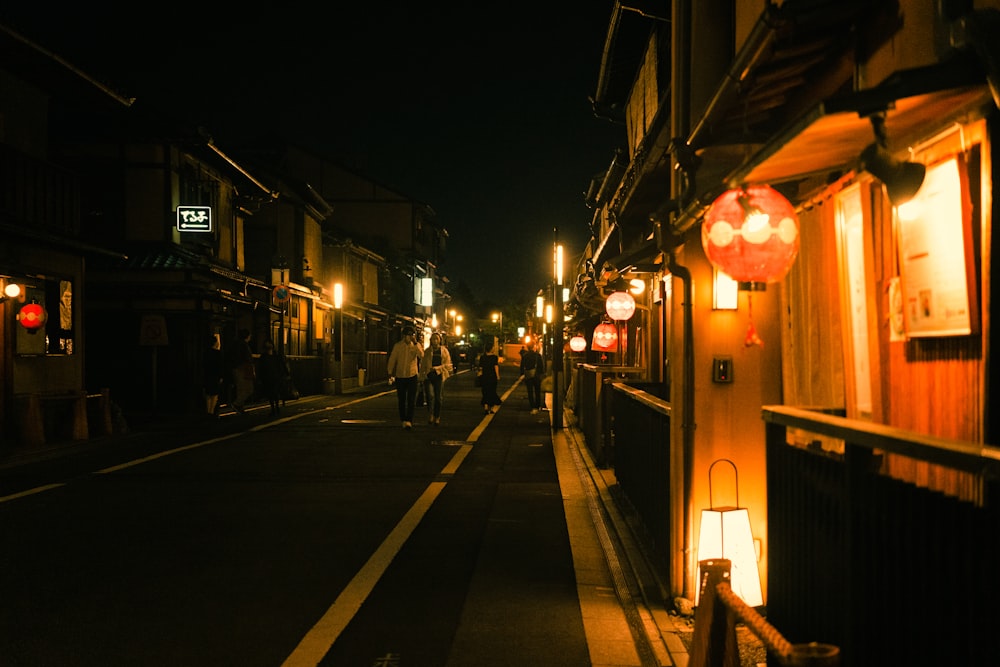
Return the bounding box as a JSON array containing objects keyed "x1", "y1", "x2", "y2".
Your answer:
[
  {"x1": 701, "y1": 184, "x2": 800, "y2": 290},
  {"x1": 605, "y1": 291, "x2": 636, "y2": 321},
  {"x1": 17, "y1": 303, "x2": 46, "y2": 330},
  {"x1": 591, "y1": 322, "x2": 618, "y2": 352},
  {"x1": 569, "y1": 335, "x2": 587, "y2": 352}
]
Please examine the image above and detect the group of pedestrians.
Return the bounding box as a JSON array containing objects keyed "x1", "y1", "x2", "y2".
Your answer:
[
  {"x1": 201, "y1": 328, "x2": 292, "y2": 418},
  {"x1": 205, "y1": 326, "x2": 546, "y2": 426},
  {"x1": 387, "y1": 327, "x2": 549, "y2": 428},
  {"x1": 387, "y1": 328, "x2": 456, "y2": 429}
]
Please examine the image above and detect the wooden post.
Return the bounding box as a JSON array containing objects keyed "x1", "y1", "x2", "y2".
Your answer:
[
  {"x1": 99, "y1": 388, "x2": 114, "y2": 435},
  {"x1": 690, "y1": 559, "x2": 740, "y2": 667},
  {"x1": 71, "y1": 391, "x2": 88, "y2": 440}
]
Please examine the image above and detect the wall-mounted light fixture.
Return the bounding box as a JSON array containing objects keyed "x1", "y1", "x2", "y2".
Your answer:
[
  {"x1": 696, "y1": 459, "x2": 763, "y2": 607},
  {"x1": 860, "y1": 112, "x2": 926, "y2": 206},
  {"x1": 713, "y1": 268, "x2": 739, "y2": 310},
  {"x1": 1, "y1": 278, "x2": 22, "y2": 300}
]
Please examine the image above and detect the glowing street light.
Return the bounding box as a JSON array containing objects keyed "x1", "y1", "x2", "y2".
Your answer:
[
  {"x1": 491, "y1": 311, "x2": 503, "y2": 340},
  {"x1": 334, "y1": 282, "x2": 344, "y2": 395}
]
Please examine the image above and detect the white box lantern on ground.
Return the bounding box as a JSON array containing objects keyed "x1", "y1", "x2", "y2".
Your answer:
[{"x1": 696, "y1": 459, "x2": 763, "y2": 608}]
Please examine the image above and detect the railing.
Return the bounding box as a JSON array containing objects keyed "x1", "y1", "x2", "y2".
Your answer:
[
  {"x1": 15, "y1": 389, "x2": 114, "y2": 446},
  {"x1": 574, "y1": 364, "x2": 645, "y2": 465},
  {"x1": 763, "y1": 405, "x2": 1000, "y2": 666},
  {"x1": 571, "y1": 381, "x2": 1000, "y2": 666},
  {"x1": 608, "y1": 381, "x2": 672, "y2": 575}
]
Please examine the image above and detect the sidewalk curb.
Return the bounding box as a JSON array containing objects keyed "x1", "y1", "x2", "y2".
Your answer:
[{"x1": 562, "y1": 413, "x2": 693, "y2": 667}]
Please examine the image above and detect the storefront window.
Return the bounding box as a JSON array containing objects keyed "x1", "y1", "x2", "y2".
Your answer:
[{"x1": 15, "y1": 276, "x2": 73, "y2": 355}]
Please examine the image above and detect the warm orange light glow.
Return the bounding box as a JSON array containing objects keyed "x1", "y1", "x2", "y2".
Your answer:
[
  {"x1": 696, "y1": 460, "x2": 763, "y2": 607},
  {"x1": 591, "y1": 322, "x2": 617, "y2": 351},
  {"x1": 605, "y1": 291, "x2": 635, "y2": 321},
  {"x1": 696, "y1": 507, "x2": 762, "y2": 607},
  {"x1": 702, "y1": 184, "x2": 800, "y2": 287}
]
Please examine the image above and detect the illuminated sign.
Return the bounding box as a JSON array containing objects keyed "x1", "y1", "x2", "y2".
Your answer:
[
  {"x1": 176, "y1": 206, "x2": 212, "y2": 232},
  {"x1": 415, "y1": 277, "x2": 433, "y2": 307}
]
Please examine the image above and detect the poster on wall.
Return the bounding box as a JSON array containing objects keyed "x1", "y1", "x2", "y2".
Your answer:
[{"x1": 897, "y1": 156, "x2": 977, "y2": 337}]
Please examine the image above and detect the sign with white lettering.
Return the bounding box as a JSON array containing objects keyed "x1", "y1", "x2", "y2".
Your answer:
[{"x1": 176, "y1": 206, "x2": 212, "y2": 232}]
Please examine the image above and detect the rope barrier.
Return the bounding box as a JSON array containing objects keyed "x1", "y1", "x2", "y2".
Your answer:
[{"x1": 714, "y1": 582, "x2": 793, "y2": 659}]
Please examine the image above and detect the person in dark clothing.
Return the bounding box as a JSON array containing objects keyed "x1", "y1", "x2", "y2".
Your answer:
[
  {"x1": 203, "y1": 334, "x2": 224, "y2": 416},
  {"x1": 478, "y1": 340, "x2": 502, "y2": 414},
  {"x1": 519, "y1": 339, "x2": 544, "y2": 414},
  {"x1": 257, "y1": 340, "x2": 285, "y2": 417},
  {"x1": 231, "y1": 328, "x2": 254, "y2": 413}
]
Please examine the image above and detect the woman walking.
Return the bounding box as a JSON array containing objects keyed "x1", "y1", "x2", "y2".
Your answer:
[
  {"x1": 478, "y1": 339, "x2": 502, "y2": 414},
  {"x1": 419, "y1": 332, "x2": 453, "y2": 425}
]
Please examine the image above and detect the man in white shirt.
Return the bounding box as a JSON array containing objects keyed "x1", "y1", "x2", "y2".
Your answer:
[{"x1": 387, "y1": 326, "x2": 423, "y2": 428}]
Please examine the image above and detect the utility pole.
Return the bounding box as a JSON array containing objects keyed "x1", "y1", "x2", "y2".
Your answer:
[{"x1": 553, "y1": 228, "x2": 564, "y2": 429}]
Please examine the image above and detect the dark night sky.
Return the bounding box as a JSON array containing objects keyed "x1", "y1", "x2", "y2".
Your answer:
[{"x1": 2, "y1": 4, "x2": 624, "y2": 307}]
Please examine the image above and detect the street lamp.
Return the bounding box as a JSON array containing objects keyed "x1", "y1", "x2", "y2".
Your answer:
[
  {"x1": 491, "y1": 311, "x2": 503, "y2": 341},
  {"x1": 552, "y1": 232, "x2": 564, "y2": 429},
  {"x1": 334, "y1": 282, "x2": 344, "y2": 395}
]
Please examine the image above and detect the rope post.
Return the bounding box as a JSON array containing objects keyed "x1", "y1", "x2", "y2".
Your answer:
[
  {"x1": 99, "y1": 388, "x2": 114, "y2": 435},
  {"x1": 786, "y1": 642, "x2": 840, "y2": 666},
  {"x1": 71, "y1": 391, "x2": 89, "y2": 441},
  {"x1": 690, "y1": 559, "x2": 740, "y2": 667}
]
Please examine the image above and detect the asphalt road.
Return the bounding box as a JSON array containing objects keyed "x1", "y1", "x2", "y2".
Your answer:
[{"x1": 0, "y1": 370, "x2": 596, "y2": 667}]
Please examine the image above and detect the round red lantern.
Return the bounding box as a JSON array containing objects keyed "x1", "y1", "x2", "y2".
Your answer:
[
  {"x1": 605, "y1": 291, "x2": 636, "y2": 321},
  {"x1": 591, "y1": 322, "x2": 618, "y2": 352},
  {"x1": 569, "y1": 335, "x2": 587, "y2": 352},
  {"x1": 701, "y1": 185, "x2": 800, "y2": 288},
  {"x1": 17, "y1": 303, "x2": 46, "y2": 330}
]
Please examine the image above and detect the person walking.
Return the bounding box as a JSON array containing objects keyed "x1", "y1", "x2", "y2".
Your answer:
[
  {"x1": 419, "y1": 332, "x2": 452, "y2": 425},
  {"x1": 478, "y1": 339, "x2": 502, "y2": 414},
  {"x1": 203, "y1": 334, "x2": 224, "y2": 417},
  {"x1": 519, "y1": 339, "x2": 544, "y2": 414},
  {"x1": 387, "y1": 325, "x2": 423, "y2": 429},
  {"x1": 257, "y1": 340, "x2": 285, "y2": 417},
  {"x1": 230, "y1": 328, "x2": 255, "y2": 413}
]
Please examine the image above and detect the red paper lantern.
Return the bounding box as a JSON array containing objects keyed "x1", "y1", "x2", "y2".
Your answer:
[
  {"x1": 591, "y1": 322, "x2": 618, "y2": 352},
  {"x1": 701, "y1": 185, "x2": 800, "y2": 288},
  {"x1": 569, "y1": 335, "x2": 587, "y2": 352},
  {"x1": 605, "y1": 291, "x2": 636, "y2": 321},
  {"x1": 17, "y1": 303, "x2": 46, "y2": 330}
]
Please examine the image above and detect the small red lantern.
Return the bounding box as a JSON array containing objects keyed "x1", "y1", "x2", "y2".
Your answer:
[
  {"x1": 17, "y1": 303, "x2": 46, "y2": 330},
  {"x1": 569, "y1": 335, "x2": 587, "y2": 352},
  {"x1": 605, "y1": 291, "x2": 636, "y2": 321},
  {"x1": 701, "y1": 184, "x2": 800, "y2": 289},
  {"x1": 591, "y1": 322, "x2": 618, "y2": 352}
]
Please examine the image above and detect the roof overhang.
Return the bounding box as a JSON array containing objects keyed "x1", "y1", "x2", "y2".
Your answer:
[{"x1": 726, "y1": 56, "x2": 996, "y2": 187}]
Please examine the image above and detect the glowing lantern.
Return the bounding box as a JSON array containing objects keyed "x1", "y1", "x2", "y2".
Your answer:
[
  {"x1": 701, "y1": 184, "x2": 800, "y2": 289},
  {"x1": 569, "y1": 335, "x2": 587, "y2": 352},
  {"x1": 696, "y1": 459, "x2": 763, "y2": 607},
  {"x1": 605, "y1": 291, "x2": 636, "y2": 321},
  {"x1": 17, "y1": 303, "x2": 46, "y2": 330},
  {"x1": 591, "y1": 322, "x2": 618, "y2": 352}
]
